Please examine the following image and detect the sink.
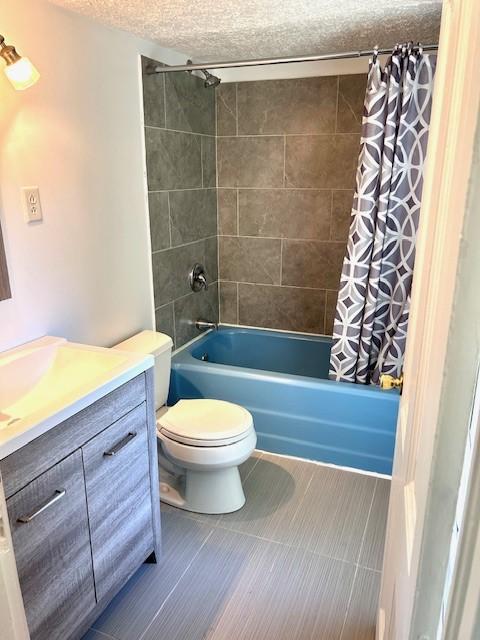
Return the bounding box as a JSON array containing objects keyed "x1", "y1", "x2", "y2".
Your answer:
[{"x1": 0, "y1": 336, "x2": 153, "y2": 459}]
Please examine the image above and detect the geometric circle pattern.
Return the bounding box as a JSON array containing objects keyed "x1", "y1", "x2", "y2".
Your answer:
[{"x1": 329, "y1": 51, "x2": 437, "y2": 384}]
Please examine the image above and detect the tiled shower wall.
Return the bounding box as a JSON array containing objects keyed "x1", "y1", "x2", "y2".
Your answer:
[
  {"x1": 142, "y1": 57, "x2": 218, "y2": 349},
  {"x1": 216, "y1": 75, "x2": 365, "y2": 334}
]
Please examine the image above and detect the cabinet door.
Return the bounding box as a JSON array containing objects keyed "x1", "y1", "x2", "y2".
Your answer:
[
  {"x1": 82, "y1": 403, "x2": 154, "y2": 602},
  {"x1": 7, "y1": 450, "x2": 95, "y2": 640}
]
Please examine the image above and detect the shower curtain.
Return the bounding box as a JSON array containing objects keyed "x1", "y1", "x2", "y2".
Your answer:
[{"x1": 329, "y1": 47, "x2": 437, "y2": 384}]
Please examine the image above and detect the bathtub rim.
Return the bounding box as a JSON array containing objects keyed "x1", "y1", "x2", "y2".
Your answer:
[{"x1": 172, "y1": 325, "x2": 399, "y2": 403}]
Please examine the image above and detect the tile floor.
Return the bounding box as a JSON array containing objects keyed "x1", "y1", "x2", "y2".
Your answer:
[{"x1": 83, "y1": 451, "x2": 390, "y2": 640}]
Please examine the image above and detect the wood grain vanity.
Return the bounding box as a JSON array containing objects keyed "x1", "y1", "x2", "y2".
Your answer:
[{"x1": 0, "y1": 369, "x2": 161, "y2": 640}]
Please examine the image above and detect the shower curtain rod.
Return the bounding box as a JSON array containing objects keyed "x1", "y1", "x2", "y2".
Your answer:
[{"x1": 149, "y1": 43, "x2": 438, "y2": 74}]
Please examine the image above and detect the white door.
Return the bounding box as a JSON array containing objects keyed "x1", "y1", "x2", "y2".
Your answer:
[{"x1": 377, "y1": 1, "x2": 480, "y2": 638}]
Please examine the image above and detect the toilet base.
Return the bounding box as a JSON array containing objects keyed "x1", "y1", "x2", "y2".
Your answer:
[{"x1": 160, "y1": 466, "x2": 246, "y2": 514}]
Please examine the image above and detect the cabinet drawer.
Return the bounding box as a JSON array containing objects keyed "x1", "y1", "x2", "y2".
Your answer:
[
  {"x1": 82, "y1": 403, "x2": 154, "y2": 602},
  {"x1": 7, "y1": 450, "x2": 96, "y2": 640},
  {"x1": 1, "y1": 374, "x2": 146, "y2": 498}
]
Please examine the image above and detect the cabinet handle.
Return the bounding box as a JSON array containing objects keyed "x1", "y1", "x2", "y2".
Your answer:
[
  {"x1": 103, "y1": 432, "x2": 137, "y2": 457},
  {"x1": 17, "y1": 489, "x2": 66, "y2": 524}
]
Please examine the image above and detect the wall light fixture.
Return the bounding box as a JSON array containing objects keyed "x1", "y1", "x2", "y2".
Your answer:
[{"x1": 0, "y1": 34, "x2": 39, "y2": 90}]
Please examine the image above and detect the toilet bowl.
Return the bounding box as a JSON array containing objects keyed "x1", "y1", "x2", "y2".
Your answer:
[
  {"x1": 157, "y1": 399, "x2": 256, "y2": 513},
  {"x1": 114, "y1": 331, "x2": 256, "y2": 514}
]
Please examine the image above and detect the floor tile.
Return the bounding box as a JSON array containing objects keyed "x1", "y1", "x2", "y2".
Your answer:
[
  {"x1": 86, "y1": 453, "x2": 389, "y2": 640},
  {"x1": 340, "y1": 567, "x2": 381, "y2": 640},
  {"x1": 277, "y1": 466, "x2": 376, "y2": 562},
  {"x1": 91, "y1": 511, "x2": 213, "y2": 640},
  {"x1": 141, "y1": 528, "x2": 274, "y2": 640},
  {"x1": 210, "y1": 544, "x2": 356, "y2": 640},
  {"x1": 217, "y1": 453, "x2": 315, "y2": 539},
  {"x1": 358, "y1": 479, "x2": 391, "y2": 571}
]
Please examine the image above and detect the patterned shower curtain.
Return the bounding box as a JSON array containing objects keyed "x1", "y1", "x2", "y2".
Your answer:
[{"x1": 329, "y1": 47, "x2": 437, "y2": 384}]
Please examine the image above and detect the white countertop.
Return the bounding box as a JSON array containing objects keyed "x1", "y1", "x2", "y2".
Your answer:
[{"x1": 0, "y1": 336, "x2": 154, "y2": 460}]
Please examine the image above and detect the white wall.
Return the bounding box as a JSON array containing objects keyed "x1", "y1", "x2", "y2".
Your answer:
[
  {"x1": 0, "y1": 0, "x2": 187, "y2": 352},
  {"x1": 214, "y1": 56, "x2": 379, "y2": 83}
]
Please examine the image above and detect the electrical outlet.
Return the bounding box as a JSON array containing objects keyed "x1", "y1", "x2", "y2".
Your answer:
[{"x1": 22, "y1": 186, "x2": 43, "y2": 223}]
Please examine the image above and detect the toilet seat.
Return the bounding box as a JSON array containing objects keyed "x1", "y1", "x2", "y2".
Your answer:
[{"x1": 157, "y1": 399, "x2": 254, "y2": 447}]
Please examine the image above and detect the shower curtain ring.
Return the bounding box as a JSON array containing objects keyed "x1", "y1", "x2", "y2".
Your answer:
[{"x1": 372, "y1": 45, "x2": 379, "y2": 64}]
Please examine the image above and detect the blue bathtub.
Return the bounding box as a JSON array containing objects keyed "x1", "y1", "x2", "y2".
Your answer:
[{"x1": 168, "y1": 327, "x2": 399, "y2": 475}]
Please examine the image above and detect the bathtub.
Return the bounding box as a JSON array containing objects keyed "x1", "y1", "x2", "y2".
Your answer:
[{"x1": 168, "y1": 327, "x2": 399, "y2": 475}]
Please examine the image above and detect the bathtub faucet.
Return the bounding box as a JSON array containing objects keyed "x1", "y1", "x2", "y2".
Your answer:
[{"x1": 196, "y1": 320, "x2": 218, "y2": 331}]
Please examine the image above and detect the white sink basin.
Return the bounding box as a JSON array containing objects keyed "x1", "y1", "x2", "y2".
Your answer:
[{"x1": 0, "y1": 336, "x2": 153, "y2": 459}]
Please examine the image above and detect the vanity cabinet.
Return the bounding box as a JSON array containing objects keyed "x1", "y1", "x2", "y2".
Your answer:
[
  {"x1": 83, "y1": 403, "x2": 154, "y2": 601},
  {"x1": 6, "y1": 450, "x2": 96, "y2": 640},
  {"x1": 0, "y1": 370, "x2": 161, "y2": 640}
]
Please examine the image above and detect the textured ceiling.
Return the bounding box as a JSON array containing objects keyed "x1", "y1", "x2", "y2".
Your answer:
[{"x1": 48, "y1": 0, "x2": 442, "y2": 61}]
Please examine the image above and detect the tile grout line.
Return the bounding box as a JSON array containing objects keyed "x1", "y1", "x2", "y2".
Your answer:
[
  {"x1": 89, "y1": 629, "x2": 119, "y2": 640},
  {"x1": 148, "y1": 187, "x2": 354, "y2": 193},
  {"x1": 145, "y1": 124, "x2": 216, "y2": 138},
  {"x1": 210, "y1": 517, "x2": 358, "y2": 570},
  {"x1": 218, "y1": 234, "x2": 346, "y2": 243},
  {"x1": 163, "y1": 73, "x2": 167, "y2": 130},
  {"x1": 167, "y1": 191, "x2": 172, "y2": 248},
  {"x1": 151, "y1": 234, "x2": 218, "y2": 254},
  {"x1": 236, "y1": 282, "x2": 239, "y2": 324},
  {"x1": 211, "y1": 280, "x2": 338, "y2": 292},
  {"x1": 338, "y1": 563, "x2": 360, "y2": 640},
  {"x1": 235, "y1": 82, "x2": 238, "y2": 136},
  {"x1": 335, "y1": 75, "x2": 340, "y2": 133},
  {"x1": 355, "y1": 478, "x2": 378, "y2": 566},
  {"x1": 288, "y1": 468, "x2": 316, "y2": 525},
  {"x1": 215, "y1": 132, "x2": 359, "y2": 138},
  {"x1": 280, "y1": 238, "x2": 284, "y2": 285},
  {"x1": 137, "y1": 529, "x2": 215, "y2": 640}
]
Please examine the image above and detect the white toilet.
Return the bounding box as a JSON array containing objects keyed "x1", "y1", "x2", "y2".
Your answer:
[{"x1": 114, "y1": 330, "x2": 256, "y2": 514}]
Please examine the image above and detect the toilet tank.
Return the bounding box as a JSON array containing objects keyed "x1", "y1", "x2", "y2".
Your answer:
[{"x1": 114, "y1": 330, "x2": 173, "y2": 409}]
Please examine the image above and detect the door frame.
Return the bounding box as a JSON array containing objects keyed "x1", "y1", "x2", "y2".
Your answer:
[{"x1": 377, "y1": 0, "x2": 480, "y2": 638}]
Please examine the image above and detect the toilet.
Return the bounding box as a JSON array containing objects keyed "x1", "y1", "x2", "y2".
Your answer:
[{"x1": 114, "y1": 330, "x2": 256, "y2": 514}]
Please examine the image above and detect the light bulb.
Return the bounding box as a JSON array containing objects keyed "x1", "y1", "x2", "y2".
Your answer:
[{"x1": 4, "y1": 57, "x2": 39, "y2": 90}]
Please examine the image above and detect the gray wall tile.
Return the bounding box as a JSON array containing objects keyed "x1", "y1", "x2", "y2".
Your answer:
[
  {"x1": 169, "y1": 189, "x2": 217, "y2": 245},
  {"x1": 155, "y1": 303, "x2": 175, "y2": 340},
  {"x1": 141, "y1": 57, "x2": 165, "y2": 128},
  {"x1": 337, "y1": 74, "x2": 366, "y2": 134},
  {"x1": 165, "y1": 72, "x2": 215, "y2": 135},
  {"x1": 201, "y1": 136, "x2": 216, "y2": 187},
  {"x1": 218, "y1": 189, "x2": 238, "y2": 235},
  {"x1": 216, "y1": 84, "x2": 237, "y2": 136},
  {"x1": 219, "y1": 281, "x2": 238, "y2": 324},
  {"x1": 145, "y1": 128, "x2": 202, "y2": 191},
  {"x1": 174, "y1": 284, "x2": 219, "y2": 347},
  {"x1": 282, "y1": 240, "x2": 345, "y2": 289},
  {"x1": 237, "y1": 77, "x2": 337, "y2": 135},
  {"x1": 239, "y1": 189, "x2": 331, "y2": 240},
  {"x1": 152, "y1": 239, "x2": 214, "y2": 307},
  {"x1": 219, "y1": 236, "x2": 281, "y2": 284},
  {"x1": 217, "y1": 136, "x2": 284, "y2": 188},
  {"x1": 148, "y1": 192, "x2": 170, "y2": 251},
  {"x1": 238, "y1": 283, "x2": 326, "y2": 333},
  {"x1": 143, "y1": 60, "x2": 219, "y2": 348},
  {"x1": 331, "y1": 190, "x2": 354, "y2": 241},
  {"x1": 285, "y1": 134, "x2": 359, "y2": 189}
]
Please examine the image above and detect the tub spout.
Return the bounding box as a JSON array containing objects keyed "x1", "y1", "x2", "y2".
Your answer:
[{"x1": 196, "y1": 320, "x2": 218, "y2": 331}]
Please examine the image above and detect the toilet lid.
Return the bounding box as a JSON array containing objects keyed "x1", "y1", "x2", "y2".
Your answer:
[{"x1": 158, "y1": 399, "x2": 253, "y2": 446}]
